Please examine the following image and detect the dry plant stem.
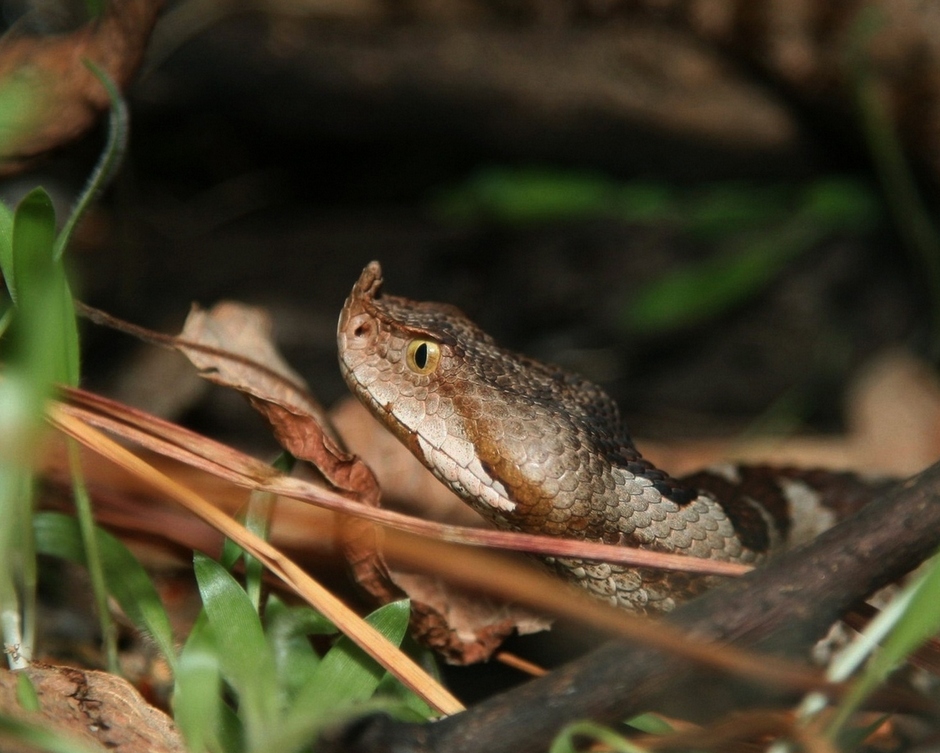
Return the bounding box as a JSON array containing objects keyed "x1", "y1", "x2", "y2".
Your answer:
[
  {"x1": 56, "y1": 386, "x2": 750, "y2": 577},
  {"x1": 46, "y1": 405, "x2": 464, "y2": 716},
  {"x1": 318, "y1": 464, "x2": 940, "y2": 753}
]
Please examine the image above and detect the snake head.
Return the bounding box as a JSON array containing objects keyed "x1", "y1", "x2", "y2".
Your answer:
[
  {"x1": 337, "y1": 261, "x2": 644, "y2": 534},
  {"x1": 338, "y1": 261, "x2": 558, "y2": 525}
]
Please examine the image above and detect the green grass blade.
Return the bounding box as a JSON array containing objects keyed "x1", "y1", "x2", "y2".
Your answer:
[
  {"x1": 290, "y1": 600, "x2": 410, "y2": 714},
  {"x1": 16, "y1": 185, "x2": 103, "y2": 675},
  {"x1": 432, "y1": 168, "x2": 617, "y2": 223},
  {"x1": 0, "y1": 188, "x2": 62, "y2": 667},
  {"x1": 53, "y1": 61, "x2": 128, "y2": 263},
  {"x1": 827, "y1": 552, "x2": 940, "y2": 736},
  {"x1": 66, "y1": 444, "x2": 117, "y2": 671},
  {"x1": 0, "y1": 467, "x2": 35, "y2": 667},
  {"x1": 625, "y1": 713, "x2": 673, "y2": 735},
  {"x1": 15, "y1": 672, "x2": 40, "y2": 711},
  {"x1": 372, "y1": 636, "x2": 439, "y2": 721},
  {"x1": 265, "y1": 596, "x2": 335, "y2": 702},
  {"x1": 0, "y1": 713, "x2": 102, "y2": 753},
  {"x1": 194, "y1": 553, "x2": 279, "y2": 747},
  {"x1": 244, "y1": 452, "x2": 293, "y2": 610},
  {"x1": 621, "y1": 180, "x2": 878, "y2": 334},
  {"x1": 173, "y1": 613, "x2": 227, "y2": 753},
  {"x1": 11, "y1": 189, "x2": 56, "y2": 305},
  {"x1": 271, "y1": 601, "x2": 413, "y2": 752},
  {"x1": 549, "y1": 721, "x2": 646, "y2": 753},
  {"x1": 0, "y1": 201, "x2": 13, "y2": 304},
  {"x1": 54, "y1": 275, "x2": 80, "y2": 387},
  {"x1": 10, "y1": 187, "x2": 74, "y2": 387},
  {"x1": 33, "y1": 512, "x2": 177, "y2": 671}
]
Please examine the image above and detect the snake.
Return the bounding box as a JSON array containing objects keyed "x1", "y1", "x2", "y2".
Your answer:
[{"x1": 337, "y1": 261, "x2": 879, "y2": 613}]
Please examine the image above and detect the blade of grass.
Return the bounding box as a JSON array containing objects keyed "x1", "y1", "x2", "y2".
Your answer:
[
  {"x1": 173, "y1": 613, "x2": 227, "y2": 753},
  {"x1": 0, "y1": 713, "x2": 102, "y2": 753},
  {"x1": 265, "y1": 596, "x2": 334, "y2": 702},
  {"x1": 825, "y1": 552, "x2": 940, "y2": 736},
  {"x1": 623, "y1": 180, "x2": 878, "y2": 334},
  {"x1": 0, "y1": 188, "x2": 62, "y2": 666},
  {"x1": 194, "y1": 552, "x2": 280, "y2": 748},
  {"x1": 67, "y1": 442, "x2": 118, "y2": 671},
  {"x1": 33, "y1": 511, "x2": 177, "y2": 672},
  {"x1": 549, "y1": 721, "x2": 646, "y2": 753},
  {"x1": 0, "y1": 466, "x2": 34, "y2": 668},
  {"x1": 295, "y1": 600, "x2": 411, "y2": 712},
  {"x1": 373, "y1": 636, "x2": 439, "y2": 721},
  {"x1": 45, "y1": 58, "x2": 130, "y2": 674},
  {"x1": 272, "y1": 601, "x2": 420, "y2": 752},
  {"x1": 53, "y1": 61, "x2": 128, "y2": 262},
  {"x1": 244, "y1": 452, "x2": 293, "y2": 610}
]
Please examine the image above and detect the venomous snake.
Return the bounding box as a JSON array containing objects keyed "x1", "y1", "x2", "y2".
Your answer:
[{"x1": 337, "y1": 261, "x2": 880, "y2": 613}]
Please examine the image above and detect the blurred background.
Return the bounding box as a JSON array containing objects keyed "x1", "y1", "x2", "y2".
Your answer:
[{"x1": 1, "y1": 0, "x2": 933, "y2": 452}]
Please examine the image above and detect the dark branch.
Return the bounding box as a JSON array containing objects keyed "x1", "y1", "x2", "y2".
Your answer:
[{"x1": 317, "y1": 462, "x2": 940, "y2": 753}]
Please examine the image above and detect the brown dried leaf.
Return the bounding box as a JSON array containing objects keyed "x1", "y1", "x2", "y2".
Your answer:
[
  {"x1": 0, "y1": 0, "x2": 164, "y2": 175},
  {"x1": 177, "y1": 301, "x2": 377, "y2": 500},
  {"x1": 0, "y1": 663, "x2": 183, "y2": 753},
  {"x1": 392, "y1": 572, "x2": 551, "y2": 665},
  {"x1": 178, "y1": 302, "x2": 317, "y2": 416}
]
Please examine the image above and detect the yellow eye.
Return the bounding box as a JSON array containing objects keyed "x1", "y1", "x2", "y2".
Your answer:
[{"x1": 406, "y1": 339, "x2": 441, "y2": 374}]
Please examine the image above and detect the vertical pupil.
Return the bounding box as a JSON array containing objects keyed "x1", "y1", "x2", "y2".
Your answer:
[{"x1": 414, "y1": 343, "x2": 428, "y2": 369}]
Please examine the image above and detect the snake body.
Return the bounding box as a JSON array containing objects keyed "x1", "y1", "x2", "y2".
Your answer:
[{"x1": 337, "y1": 261, "x2": 875, "y2": 612}]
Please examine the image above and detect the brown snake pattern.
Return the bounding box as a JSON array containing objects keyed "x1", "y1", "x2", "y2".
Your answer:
[{"x1": 337, "y1": 261, "x2": 879, "y2": 613}]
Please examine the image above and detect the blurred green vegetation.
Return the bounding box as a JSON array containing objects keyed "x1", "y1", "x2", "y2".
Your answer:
[{"x1": 433, "y1": 168, "x2": 884, "y2": 334}]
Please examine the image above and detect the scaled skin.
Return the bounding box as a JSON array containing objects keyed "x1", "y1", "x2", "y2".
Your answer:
[{"x1": 338, "y1": 262, "x2": 841, "y2": 613}]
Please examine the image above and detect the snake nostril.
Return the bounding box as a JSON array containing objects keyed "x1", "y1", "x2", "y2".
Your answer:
[{"x1": 353, "y1": 322, "x2": 370, "y2": 338}]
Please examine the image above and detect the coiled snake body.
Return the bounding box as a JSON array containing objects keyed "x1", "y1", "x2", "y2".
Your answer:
[{"x1": 338, "y1": 262, "x2": 876, "y2": 613}]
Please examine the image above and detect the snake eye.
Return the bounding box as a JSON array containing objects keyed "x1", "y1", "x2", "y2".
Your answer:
[{"x1": 406, "y1": 339, "x2": 441, "y2": 374}]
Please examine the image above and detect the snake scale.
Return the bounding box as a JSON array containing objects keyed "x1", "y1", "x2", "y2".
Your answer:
[{"x1": 337, "y1": 261, "x2": 880, "y2": 613}]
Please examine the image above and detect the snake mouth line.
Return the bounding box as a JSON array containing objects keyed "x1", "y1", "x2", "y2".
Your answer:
[{"x1": 339, "y1": 359, "x2": 519, "y2": 516}]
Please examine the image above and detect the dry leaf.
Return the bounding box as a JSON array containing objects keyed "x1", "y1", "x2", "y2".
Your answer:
[
  {"x1": 0, "y1": 663, "x2": 183, "y2": 753},
  {"x1": 178, "y1": 302, "x2": 376, "y2": 499},
  {"x1": 0, "y1": 0, "x2": 164, "y2": 174}
]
